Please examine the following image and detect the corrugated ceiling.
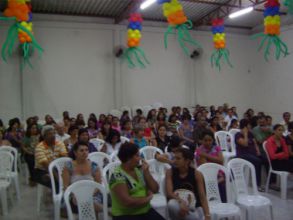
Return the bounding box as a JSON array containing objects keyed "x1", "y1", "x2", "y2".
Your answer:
[{"x1": 0, "y1": 0, "x2": 289, "y2": 29}]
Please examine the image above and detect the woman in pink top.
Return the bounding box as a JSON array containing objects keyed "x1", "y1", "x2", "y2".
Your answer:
[{"x1": 266, "y1": 124, "x2": 293, "y2": 172}]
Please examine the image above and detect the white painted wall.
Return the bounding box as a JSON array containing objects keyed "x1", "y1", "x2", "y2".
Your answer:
[
  {"x1": 0, "y1": 24, "x2": 22, "y2": 125},
  {"x1": 0, "y1": 15, "x2": 292, "y2": 124},
  {"x1": 249, "y1": 24, "x2": 293, "y2": 123}
]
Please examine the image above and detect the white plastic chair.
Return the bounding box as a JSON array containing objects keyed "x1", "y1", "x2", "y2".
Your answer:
[
  {"x1": 148, "y1": 159, "x2": 169, "y2": 219},
  {"x1": 229, "y1": 129, "x2": 240, "y2": 140},
  {"x1": 0, "y1": 151, "x2": 14, "y2": 216},
  {"x1": 120, "y1": 136, "x2": 130, "y2": 144},
  {"x1": 142, "y1": 105, "x2": 153, "y2": 117},
  {"x1": 152, "y1": 102, "x2": 163, "y2": 110},
  {"x1": 0, "y1": 146, "x2": 21, "y2": 201},
  {"x1": 214, "y1": 131, "x2": 236, "y2": 166},
  {"x1": 263, "y1": 141, "x2": 290, "y2": 199},
  {"x1": 198, "y1": 163, "x2": 242, "y2": 220},
  {"x1": 110, "y1": 109, "x2": 122, "y2": 118},
  {"x1": 48, "y1": 157, "x2": 72, "y2": 220},
  {"x1": 88, "y1": 152, "x2": 111, "y2": 169},
  {"x1": 102, "y1": 161, "x2": 121, "y2": 191},
  {"x1": 139, "y1": 146, "x2": 163, "y2": 160},
  {"x1": 89, "y1": 138, "x2": 105, "y2": 151},
  {"x1": 64, "y1": 180, "x2": 108, "y2": 220},
  {"x1": 110, "y1": 151, "x2": 120, "y2": 162},
  {"x1": 228, "y1": 158, "x2": 273, "y2": 220}
]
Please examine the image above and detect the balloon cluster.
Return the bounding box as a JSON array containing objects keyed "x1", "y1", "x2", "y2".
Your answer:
[
  {"x1": 284, "y1": 0, "x2": 293, "y2": 14},
  {"x1": 210, "y1": 19, "x2": 232, "y2": 71},
  {"x1": 0, "y1": 0, "x2": 43, "y2": 68},
  {"x1": 122, "y1": 13, "x2": 149, "y2": 68},
  {"x1": 252, "y1": 0, "x2": 289, "y2": 61},
  {"x1": 158, "y1": 0, "x2": 201, "y2": 56}
]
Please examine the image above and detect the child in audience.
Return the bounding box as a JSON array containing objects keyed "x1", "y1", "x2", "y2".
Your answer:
[
  {"x1": 87, "y1": 118, "x2": 99, "y2": 139},
  {"x1": 112, "y1": 116, "x2": 121, "y2": 132},
  {"x1": 121, "y1": 120, "x2": 133, "y2": 139}
]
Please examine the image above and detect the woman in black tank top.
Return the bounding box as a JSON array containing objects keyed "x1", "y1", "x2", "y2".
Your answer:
[{"x1": 166, "y1": 148, "x2": 210, "y2": 220}]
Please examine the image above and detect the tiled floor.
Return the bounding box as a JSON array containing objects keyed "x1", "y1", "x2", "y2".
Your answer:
[{"x1": 1, "y1": 167, "x2": 293, "y2": 220}]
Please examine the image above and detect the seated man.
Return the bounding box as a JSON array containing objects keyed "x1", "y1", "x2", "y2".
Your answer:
[
  {"x1": 55, "y1": 122, "x2": 70, "y2": 145},
  {"x1": 34, "y1": 125, "x2": 68, "y2": 188}
]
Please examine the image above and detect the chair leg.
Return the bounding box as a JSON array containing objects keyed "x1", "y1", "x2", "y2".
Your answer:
[
  {"x1": 270, "y1": 205, "x2": 274, "y2": 220},
  {"x1": 265, "y1": 172, "x2": 271, "y2": 192},
  {"x1": 0, "y1": 188, "x2": 8, "y2": 216},
  {"x1": 280, "y1": 174, "x2": 288, "y2": 200},
  {"x1": 37, "y1": 184, "x2": 43, "y2": 213},
  {"x1": 54, "y1": 199, "x2": 61, "y2": 220},
  {"x1": 14, "y1": 175, "x2": 21, "y2": 201}
]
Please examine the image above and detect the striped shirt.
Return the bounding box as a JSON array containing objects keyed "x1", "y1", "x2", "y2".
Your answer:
[{"x1": 35, "y1": 141, "x2": 67, "y2": 170}]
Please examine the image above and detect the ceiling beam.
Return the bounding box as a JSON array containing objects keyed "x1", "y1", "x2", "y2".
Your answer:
[{"x1": 114, "y1": 0, "x2": 143, "y2": 24}]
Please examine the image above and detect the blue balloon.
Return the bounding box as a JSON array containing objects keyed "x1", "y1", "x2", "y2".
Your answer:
[
  {"x1": 157, "y1": 0, "x2": 171, "y2": 4},
  {"x1": 27, "y1": 13, "x2": 33, "y2": 22}
]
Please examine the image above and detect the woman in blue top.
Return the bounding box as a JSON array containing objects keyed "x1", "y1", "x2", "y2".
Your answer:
[{"x1": 131, "y1": 126, "x2": 157, "y2": 149}]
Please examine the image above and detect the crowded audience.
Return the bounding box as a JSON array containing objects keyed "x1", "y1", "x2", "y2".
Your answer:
[{"x1": 1, "y1": 103, "x2": 293, "y2": 219}]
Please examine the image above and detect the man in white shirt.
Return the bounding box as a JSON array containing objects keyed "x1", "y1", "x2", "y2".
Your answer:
[
  {"x1": 224, "y1": 108, "x2": 237, "y2": 130},
  {"x1": 55, "y1": 122, "x2": 70, "y2": 144},
  {"x1": 280, "y1": 112, "x2": 291, "y2": 135}
]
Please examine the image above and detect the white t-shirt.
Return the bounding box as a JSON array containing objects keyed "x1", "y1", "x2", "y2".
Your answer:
[
  {"x1": 55, "y1": 133, "x2": 70, "y2": 143},
  {"x1": 105, "y1": 142, "x2": 122, "y2": 155}
]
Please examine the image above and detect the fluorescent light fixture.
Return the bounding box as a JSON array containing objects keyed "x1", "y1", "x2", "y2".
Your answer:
[
  {"x1": 140, "y1": 0, "x2": 156, "y2": 10},
  {"x1": 229, "y1": 7, "x2": 254, "y2": 19}
]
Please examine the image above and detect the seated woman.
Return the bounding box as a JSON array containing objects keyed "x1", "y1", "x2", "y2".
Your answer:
[
  {"x1": 235, "y1": 119, "x2": 265, "y2": 190},
  {"x1": 5, "y1": 118, "x2": 23, "y2": 150},
  {"x1": 87, "y1": 118, "x2": 99, "y2": 139},
  {"x1": 178, "y1": 115, "x2": 194, "y2": 149},
  {"x1": 112, "y1": 117, "x2": 121, "y2": 132},
  {"x1": 22, "y1": 123, "x2": 40, "y2": 186},
  {"x1": 155, "y1": 135, "x2": 183, "y2": 165},
  {"x1": 121, "y1": 120, "x2": 133, "y2": 139},
  {"x1": 266, "y1": 124, "x2": 293, "y2": 172},
  {"x1": 62, "y1": 141, "x2": 103, "y2": 214},
  {"x1": 195, "y1": 131, "x2": 226, "y2": 202},
  {"x1": 155, "y1": 124, "x2": 171, "y2": 152},
  {"x1": 109, "y1": 142, "x2": 164, "y2": 220},
  {"x1": 97, "y1": 121, "x2": 112, "y2": 140},
  {"x1": 101, "y1": 129, "x2": 122, "y2": 155},
  {"x1": 67, "y1": 125, "x2": 79, "y2": 151},
  {"x1": 209, "y1": 116, "x2": 222, "y2": 134},
  {"x1": 166, "y1": 148, "x2": 210, "y2": 220},
  {"x1": 68, "y1": 128, "x2": 97, "y2": 159},
  {"x1": 285, "y1": 121, "x2": 293, "y2": 158},
  {"x1": 228, "y1": 119, "x2": 239, "y2": 130}
]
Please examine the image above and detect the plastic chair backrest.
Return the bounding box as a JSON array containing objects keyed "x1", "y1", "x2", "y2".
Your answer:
[
  {"x1": 110, "y1": 151, "x2": 120, "y2": 162},
  {"x1": 262, "y1": 141, "x2": 273, "y2": 171},
  {"x1": 49, "y1": 157, "x2": 72, "y2": 199},
  {"x1": 88, "y1": 152, "x2": 111, "y2": 168},
  {"x1": 0, "y1": 146, "x2": 18, "y2": 173},
  {"x1": 215, "y1": 131, "x2": 233, "y2": 152},
  {"x1": 152, "y1": 102, "x2": 163, "y2": 110},
  {"x1": 140, "y1": 146, "x2": 163, "y2": 160},
  {"x1": 142, "y1": 105, "x2": 153, "y2": 117},
  {"x1": 64, "y1": 180, "x2": 108, "y2": 220},
  {"x1": 89, "y1": 138, "x2": 105, "y2": 151},
  {"x1": 110, "y1": 109, "x2": 122, "y2": 118},
  {"x1": 229, "y1": 129, "x2": 240, "y2": 139},
  {"x1": 0, "y1": 151, "x2": 14, "y2": 184},
  {"x1": 227, "y1": 158, "x2": 258, "y2": 197},
  {"x1": 148, "y1": 159, "x2": 170, "y2": 177},
  {"x1": 198, "y1": 163, "x2": 230, "y2": 205},
  {"x1": 102, "y1": 161, "x2": 121, "y2": 186},
  {"x1": 120, "y1": 136, "x2": 130, "y2": 144}
]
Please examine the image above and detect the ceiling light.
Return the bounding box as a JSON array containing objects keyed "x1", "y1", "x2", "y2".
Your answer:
[
  {"x1": 229, "y1": 7, "x2": 254, "y2": 19},
  {"x1": 140, "y1": 0, "x2": 156, "y2": 10}
]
